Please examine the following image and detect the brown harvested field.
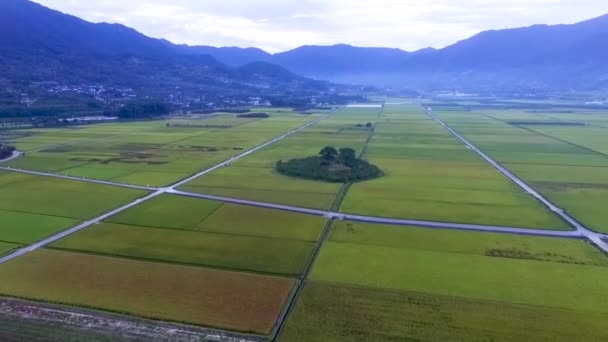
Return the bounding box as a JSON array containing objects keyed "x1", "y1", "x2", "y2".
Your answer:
[{"x1": 0, "y1": 249, "x2": 294, "y2": 335}]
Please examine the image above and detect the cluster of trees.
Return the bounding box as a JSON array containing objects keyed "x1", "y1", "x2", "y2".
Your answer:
[
  {"x1": 192, "y1": 109, "x2": 251, "y2": 114},
  {"x1": 166, "y1": 123, "x2": 232, "y2": 129},
  {"x1": 0, "y1": 144, "x2": 16, "y2": 159},
  {"x1": 116, "y1": 100, "x2": 170, "y2": 119},
  {"x1": 237, "y1": 112, "x2": 270, "y2": 118},
  {"x1": 277, "y1": 146, "x2": 383, "y2": 183}
]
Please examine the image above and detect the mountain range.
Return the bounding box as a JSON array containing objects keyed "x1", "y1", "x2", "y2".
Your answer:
[
  {"x1": 0, "y1": 0, "x2": 335, "y2": 103},
  {"x1": 2, "y1": 0, "x2": 608, "y2": 97},
  {"x1": 185, "y1": 16, "x2": 608, "y2": 92}
]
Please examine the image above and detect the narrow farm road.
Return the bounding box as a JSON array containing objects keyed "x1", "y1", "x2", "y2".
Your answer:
[
  {"x1": 0, "y1": 108, "x2": 343, "y2": 265},
  {"x1": 0, "y1": 166, "x2": 156, "y2": 191},
  {"x1": 0, "y1": 151, "x2": 23, "y2": 163},
  {"x1": 169, "y1": 189, "x2": 581, "y2": 238},
  {"x1": 421, "y1": 105, "x2": 608, "y2": 252}
]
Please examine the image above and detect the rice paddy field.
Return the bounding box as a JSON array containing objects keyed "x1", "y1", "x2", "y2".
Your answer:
[
  {"x1": 0, "y1": 191, "x2": 328, "y2": 335},
  {"x1": 52, "y1": 195, "x2": 327, "y2": 276},
  {"x1": 0, "y1": 170, "x2": 146, "y2": 247},
  {"x1": 0, "y1": 249, "x2": 294, "y2": 334},
  {"x1": 2, "y1": 101, "x2": 608, "y2": 341},
  {"x1": 2, "y1": 110, "x2": 322, "y2": 187},
  {"x1": 180, "y1": 107, "x2": 382, "y2": 209},
  {"x1": 433, "y1": 107, "x2": 608, "y2": 232},
  {"x1": 281, "y1": 221, "x2": 608, "y2": 341},
  {"x1": 340, "y1": 103, "x2": 567, "y2": 229}
]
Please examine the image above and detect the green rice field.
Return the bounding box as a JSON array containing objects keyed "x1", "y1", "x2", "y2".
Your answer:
[
  {"x1": 180, "y1": 108, "x2": 381, "y2": 209},
  {"x1": 4, "y1": 110, "x2": 321, "y2": 187},
  {"x1": 52, "y1": 195, "x2": 327, "y2": 276},
  {"x1": 433, "y1": 108, "x2": 608, "y2": 232},
  {"x1": 0, "y1": 171, "x2": 146, "y2": 246},
  {"x1": 340, "y1": 104, "x2": 568, "y2": 229},
  {"x1": 0, "y1": 249, "x2": 294, "y2": 335},
  {"x1": 281, "y1": 221, "x2": 608, "y2": 341},
  {"x1": 2, "y1": 101, "x2": 608, "y2": 341}
]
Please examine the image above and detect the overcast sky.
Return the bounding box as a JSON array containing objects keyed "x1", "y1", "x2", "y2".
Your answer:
[{"x1": 35, "y1": 0, "x2": 608, "y2": 53}]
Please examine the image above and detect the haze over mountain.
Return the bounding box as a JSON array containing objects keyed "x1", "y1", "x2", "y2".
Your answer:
[
  {"x1": 2, "y1": 0, "x2": 608, "y2": 97},
  {"x1": 0, "y1": 0, "x2": 334, "y2": 102},
  {"x1": 182, "y1": 15, "x2": 608, "y2": 92}
]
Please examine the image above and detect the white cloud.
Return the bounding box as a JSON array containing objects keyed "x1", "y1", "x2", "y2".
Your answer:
[{"x1": 33, "y1": 0, "x2": 608, "y2": 52}]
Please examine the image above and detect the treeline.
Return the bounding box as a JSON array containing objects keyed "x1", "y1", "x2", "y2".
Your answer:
[
  {"x1": 0, "y1": 93, "x2": 102, "y2": 118},
  {"x1": 267, "y1": 94, "x2": 366, "y2": 109},
  {"x1": 0, "y1": 144, "x2": 16, "y2": 159},
  {"x1": 192, "y1": 109, "x2": 251, "y2": 114},
  {"x1": 237, "y1": 112, "x2": 269, "y2": 118},
  {"x1": 114, "y1": 101, "x2": 170, "y2": 119}
]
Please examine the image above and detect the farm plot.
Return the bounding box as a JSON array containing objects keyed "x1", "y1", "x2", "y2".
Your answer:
[
  {"x1": 0, "y1": 249, "x2": 294, "y2": 335},
  {"x1": 0, "y1": 242, "x2": 20, "y2": 255},
  {"x1": 180, "y1": 108, "x2": 381, "y2": 209},
  {"x1": 6, "y1": 111, "x2": 319, "y2": 186},
  {"x1": 340, "y1": 104, "x2": 567, "y2": 229},
  {"x1": 52, "y1": 194, "x2": 327, "y2": 276},
  {"x1": 435, "y1": 109, "x2": 608, "y2": 232},
  {"x1": 281, "y1": 221, "x2": 608, "y2": 341},
  {"x1": 0, "y1": 171, "x2": 145, "y2": 246}
]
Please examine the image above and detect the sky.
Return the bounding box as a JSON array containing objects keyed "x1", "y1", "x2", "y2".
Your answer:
[{"x1": 35, "y1": 0, "x2": 608, "y2": 53}]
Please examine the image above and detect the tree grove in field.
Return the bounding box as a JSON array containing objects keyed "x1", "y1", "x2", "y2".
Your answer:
[{"x1": 276, "y1": 146, "x2": 383, "y2": 183}]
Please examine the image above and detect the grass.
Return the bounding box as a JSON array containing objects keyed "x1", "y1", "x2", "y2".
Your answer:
[
  {"x1": 281, "y1": 282, "x2": 608, "y2": 342},
  {"x1": 433, "y1": 109, "x2": 608, "y2": 232},
  {"x1": 56, "y1": 195, "x2": 327, "y2": 275},
  {"x1": 0, "y1": 242, "x2": 21, "y2": 255},
  {"x1": 340, "y1": 104, "x2": 567, "y2": 229},
  {"x1": 0, "y1": 172, "x2": 146, "y2": 219},
  {"x1": 52, "y1": 222, "x2": 315, "y2": 276},
  {"x1": 282, "y1": 220, "x2": 608, "y2": 340},
  {"x1": 0, "y1": 171, "x2": 146, "y2": 244},
  {"x1": 0, "y1": 249, "x2": 294, "y2": 335},
  {"x1": 179, "y1": 108, "x2": 381, "y2": 209},
  {"x1": 0, "y1": 210, "x2": 78, "y2": 244},
  {"x1": 108, "y1": 195, "x2": 326, "y2": 241},
  {"x1": 108, "y1": 194, "x2": 223, "y2": 231},
  {"x1": 312, "y1": 241, "x2": 608, "y2": 312},
  {"x1": 330, "y1": 221, "x2": 608, "y2": 265},
  {"x1": 198, "y1": 204, "x2": 325, "y2": 241},
  {"x1": 5, "y1": 112, "x2": 319, "y2": 187}
]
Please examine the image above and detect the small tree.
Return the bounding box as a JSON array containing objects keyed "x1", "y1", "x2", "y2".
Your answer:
[
  {"x1": 339, "y1": 148, "x2": 357, "y2": 167},
  {"x1": 319, "y1": 146, "x2": 338, "y2": 165},
  {"x1": 365, "y1": 122, "x2": 373, "y2": 128}
]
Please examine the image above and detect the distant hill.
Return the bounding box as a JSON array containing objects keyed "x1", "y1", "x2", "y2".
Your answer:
[
  {"x1": 180, "y1": 15, "x2": 608, "y2": 92},
  {"x1": 0, "y1": 0, "x2": 332, "y2": 102},
  {"x1": 3, "y1": 0, "x2": 608, "y2": 96},
  {"x1": 398, "y1": 14, "x2": 608, "y2": 92},
  {"x1": 175, "y1": 45, "x2": 272, "y2": 67}
]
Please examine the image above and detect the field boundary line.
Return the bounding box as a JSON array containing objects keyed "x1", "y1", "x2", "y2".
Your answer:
[
  {"x1": 0, "y1": 109, "x2": 339, "y2": 191},
  {"x1": 482, "y1": 112, "x2": 608, "y2": 160},
  {"x1": 17, "y1": 113, "x2": 224, "y2": 154},
  {"x1": 329, "y1": 105, "x2": 382, "y2": 211},
  {"x1": 0, "y1": 165, "x2": 156, "y2": 191},
  {"x1": 270, "y1": 218, "x2": 336, "y2": 341},
  {"x1": 273, "y1": 104, "x2": 387, "y2": 340},
  {"x1": 168, "y1": 190, "x2": 581, "y2": 238},
  {"x1": 421, "y1": 105, "x2": 608, "y2": 252},
  {"x1": 45, "y1": 246, "x2": 303, "y2": 278}
]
